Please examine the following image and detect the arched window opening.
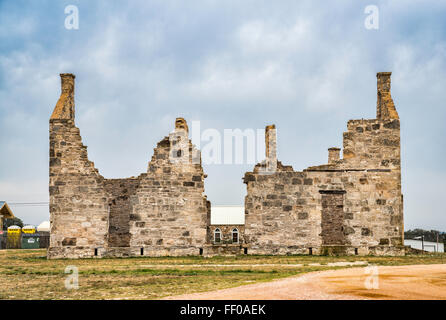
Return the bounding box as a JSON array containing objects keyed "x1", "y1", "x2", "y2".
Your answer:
[
  {"x1": 214, "y1": 228, "x2": 221, "y2": 243},
  {"x1": 232, "y1": 228, "x2": 239, "y2": 244}
]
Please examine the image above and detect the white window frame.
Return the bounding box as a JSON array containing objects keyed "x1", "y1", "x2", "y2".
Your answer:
[
  {"x1": 214, "y1": 228, "x2": 221, "y2": 243},
  {"x1": 232, "y1": 228, "x2": 239, "y2": 244}
]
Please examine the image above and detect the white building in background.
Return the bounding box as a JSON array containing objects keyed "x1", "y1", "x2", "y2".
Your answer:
[
  {"x1": 37, "y1": 221, "x2": 50, "y2": 232},
  {"x1": 211, "y1": 206, "x2": 244, "y2": 225},
  {"x1": 404, "y1": 239, "x2": 444, "y2": 253}
]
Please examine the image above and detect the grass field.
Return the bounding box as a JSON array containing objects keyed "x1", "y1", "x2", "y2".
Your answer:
[{"x1": 1, "y1": 249, "x2": 445, "y2": 299}]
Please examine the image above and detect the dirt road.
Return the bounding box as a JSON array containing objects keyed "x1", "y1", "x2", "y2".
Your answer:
[{"x1": 164, "y1": 264, "x2": 446, "y2": 300}]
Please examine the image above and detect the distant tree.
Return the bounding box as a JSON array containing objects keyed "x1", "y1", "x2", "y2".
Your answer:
[
  {"x1": 2, "y1": 217, "x2": 24, "y2": 230},
  {"x1": 405, "y1": 229, "x2": 445, "y2": 243}
]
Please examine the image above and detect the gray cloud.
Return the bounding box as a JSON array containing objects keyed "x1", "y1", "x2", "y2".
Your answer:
[{"x1": 0, "y1": 0, "x2": 445, "y2": 230}]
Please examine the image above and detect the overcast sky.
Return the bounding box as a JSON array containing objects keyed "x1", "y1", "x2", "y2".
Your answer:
[{"x1": 0, "y1": 0, "x2": 445, "y2": 230}]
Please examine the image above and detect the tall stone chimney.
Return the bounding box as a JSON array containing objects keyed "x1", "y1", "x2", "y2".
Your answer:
[
  {"x1": 328, "y1": 147, "x2": 340, "y2": 164},
  {"x1": 376, "y1": 72, "x2": 399, "y2": 120},
  {"x1": 175, "y1": 117, "x2": 189, "y2": 134},
  {"x1": 169, "y1": 117, "x2": 190, "y2": 164},
  {"x1": 61, "y1": 73, "x2": 75, "y2": 94},
  {"x1": 51, "y1": 73, "x2": 75, "y2": 120},
  {"x1": 265, "y1": 124, "x2": 277, "y2": 163}
]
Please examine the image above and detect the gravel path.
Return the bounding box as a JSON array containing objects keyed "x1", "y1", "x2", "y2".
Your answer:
[{"x1": 163, "y1": 264, "x2": 446, "y2": 300}]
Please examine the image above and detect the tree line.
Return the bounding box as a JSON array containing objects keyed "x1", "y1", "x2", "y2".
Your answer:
[
  {"x1": 2, "y1": 217, "x2": 24, "y2": 230},
  {"x1": 405, "y1": 229, "x2": 445, "y2": 243}
]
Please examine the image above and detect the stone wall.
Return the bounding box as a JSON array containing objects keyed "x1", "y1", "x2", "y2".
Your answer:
[
  {"x1": 104, "y1": 178, "x2": 139, "y2": 248},
  {"x1": 48, "y1": 74, "x2": 110, "y2": 259},
  {"x1": 204, "y1": 225, "x2": 246, "y2": 256},
  {"x1": 127, "y1": 127, "x2": 209, "y2": 257},
  {"x1": 48, "y1": 74, "x2": 209, "y2": 259},
  {"x1": 49, "y1": 72, "x2": 404, "y2": 258},
  {"x1": 243, "y1": 72, "x2": 404, "y2": 256},
  {"x1": 208, "y1": 225, "x2": 245, "y2": 244},
  {"x1": 320, "y1": 190, "x2": 348, "y2": 246}
]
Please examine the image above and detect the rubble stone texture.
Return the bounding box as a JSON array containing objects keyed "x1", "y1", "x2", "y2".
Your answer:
[
  {"x1": 244, "y1": 72, "x2": 404, "y2": 256},
  {"x1": 48, "y1": 74, "x2": 209, "y2": 258},
  {"x1": 48, "y1": 72, "x2": 404, "y2": 258}
]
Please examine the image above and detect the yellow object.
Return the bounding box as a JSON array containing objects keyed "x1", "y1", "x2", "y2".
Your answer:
[
  {"x1": 22, "y1": 226, "x2": 36, "y2": 234},
  {"x1": 7, "y1": 226, "x2": 21, "y2": 234}
]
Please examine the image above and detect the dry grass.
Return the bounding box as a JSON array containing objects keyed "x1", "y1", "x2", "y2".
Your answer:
[{"x1": 0, "y1": 249, "x2": 444, "y2": 300}]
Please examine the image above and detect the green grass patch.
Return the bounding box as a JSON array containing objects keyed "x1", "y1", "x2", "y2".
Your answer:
[{"x1": 0, "y1": 249, "x2": 444, "y2": 299}]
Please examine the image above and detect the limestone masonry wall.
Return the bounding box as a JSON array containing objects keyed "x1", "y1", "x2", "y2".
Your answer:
[
  {"x1": 48, "y1": 72, "x2": 404, "y2": 258},
  {"x1": 243, "y1": 72, "x2": 403, "y2": 256},
  {"x1": 49, "y1": 74, "x2": 209, "y2": 258}
]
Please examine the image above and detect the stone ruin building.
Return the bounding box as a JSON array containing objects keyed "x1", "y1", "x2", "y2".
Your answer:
[{"x1": 48, "y1": 72, "x2": 404, "y2": 259}]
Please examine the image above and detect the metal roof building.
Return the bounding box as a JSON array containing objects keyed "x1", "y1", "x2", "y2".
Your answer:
[{"x1": 210, "y1": 206, "x2": 245, "y2": 225}]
